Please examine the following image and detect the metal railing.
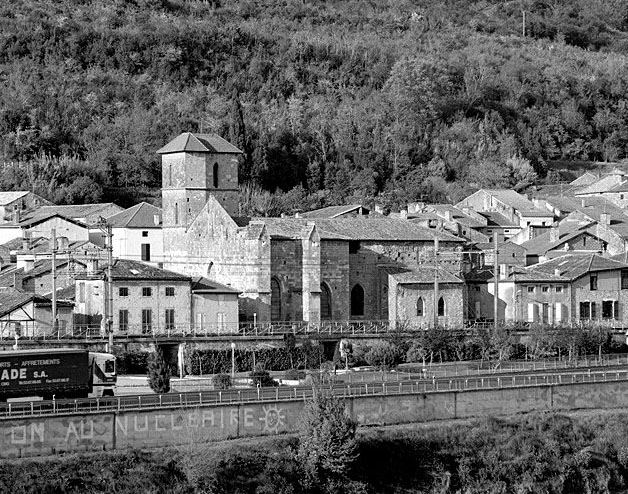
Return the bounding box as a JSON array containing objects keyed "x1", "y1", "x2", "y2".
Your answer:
[
  {"x1": 2, "y1": 367, "x2": 628, "y2": 419},
  {"x1": 3, "y1": 318, "x2": 628, "y2": 341}
]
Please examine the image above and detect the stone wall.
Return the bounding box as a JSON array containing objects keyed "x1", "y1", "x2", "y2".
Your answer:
[{"x1": 5, "y1": 379, "x2": 628, "y2": 459}]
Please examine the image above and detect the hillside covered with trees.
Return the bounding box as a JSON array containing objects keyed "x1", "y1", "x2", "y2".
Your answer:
[{"x1": 2, "y1": 0, "x2": 628, "y2": 211}]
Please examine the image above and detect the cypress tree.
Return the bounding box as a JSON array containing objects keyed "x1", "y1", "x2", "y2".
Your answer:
[{"x1": 148, "y1": 346, "x2": 171, "y2": 394}]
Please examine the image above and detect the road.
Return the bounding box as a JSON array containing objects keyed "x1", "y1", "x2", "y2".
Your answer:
[{"x1": 2, "y1": 365, "x2": 627, "y2": 419}]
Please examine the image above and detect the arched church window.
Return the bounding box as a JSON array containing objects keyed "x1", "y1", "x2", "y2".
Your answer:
[
  {"x1": 438, "y1": 297, "x2": 445, "y2": 317},
  {"x1": 321, "y1": 283, "x2": 332, "y2": 320},
  {"x1": 271, "y1": 278, "x2": 282, "y2": 321},
  {"x1": 351, "y1": 284, "x2": 364, "y2": 317},
  {"x1": 417, "y1": 297, "x2": 424, "y2": 317}
]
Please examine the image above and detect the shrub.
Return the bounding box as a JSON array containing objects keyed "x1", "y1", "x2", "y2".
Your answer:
[
  {"x1": 250, "y1": 368, "x2": 278, "y2": 387},
  {"x1": 211, "y1": 373, "x2": 232, "y2": 390}
]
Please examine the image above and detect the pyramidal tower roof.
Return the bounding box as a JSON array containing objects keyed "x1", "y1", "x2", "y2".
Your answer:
[{"x1": 157, "y1": 132, "x2": 243, "y2": 155}]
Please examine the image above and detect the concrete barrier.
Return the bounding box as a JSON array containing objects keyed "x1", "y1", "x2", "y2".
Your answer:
[{"x1": 3, "y1": 379, "x2": 628, "y2": 459}]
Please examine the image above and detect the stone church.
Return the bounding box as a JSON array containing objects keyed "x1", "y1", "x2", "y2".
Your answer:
[{"x1": 158, "y1": 132, "x2": 467, "y2": 328}]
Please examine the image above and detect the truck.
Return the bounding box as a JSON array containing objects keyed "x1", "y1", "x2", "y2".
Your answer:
[{"x1": 0, "y1": 348, "x2": 116, "y2": 401}]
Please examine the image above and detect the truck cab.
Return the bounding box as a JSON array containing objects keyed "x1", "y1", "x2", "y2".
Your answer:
[{"x1": 89, "y1": 352, "x2": 116, "y2": 397}]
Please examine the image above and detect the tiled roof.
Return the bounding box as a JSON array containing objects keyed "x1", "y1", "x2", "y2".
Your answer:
[
  {"x1": 106, "y1": 202, "x2": 162, "y2": 228},
  {"x1": 385, "y1": 266, "x2": 463, "y2": 284},
  {"x1": 608, "y1": 181, "x2": 628, "y2": 193},
  {"x1": 520, "y1": 222, "x2": 596, "y2": 256},
  {"x1": 575, "y1": 173, "x2": 626, "y2": 195},
  {"x1": 429, "y1": 204, "x2": 486, "y2": 228},
  {"x1": 15, "y1": 210, "x2": 87, "y2": 229},
  {"x1": 248, "y1": 217, "x2": 464, "y2": 242},
  {"x1": 570, "y1": 197, "x2": 628, "y2": 239},
  {"x1": 45, "y1": 285, "x2": 76, "y2": 300},
  {"x1": 21, "y1": 259, "x2": 87, "y2": 280},
  {"x1": 0, "y1": 289, "x2": 48, "y2": 317},
  {"x1": 191, "y1": 277, "x2": 240, "y2": 294},
  {"x1": 300, "y1": 204, "x2": 369, "y2": 219},
  {"x1": 570, "y1": 172, "x2": 597, "y2": 187},
  {"x1": 530, "y1": 253, "x2": 628, "y2": 280},
  {"x1": 77, "y1": 259, "x2": 191, "y2": 282},
  {"x1": 157, "y1": 132, "x2": 243, "y2": 155},
  {"x1": 36, "y1": 203, "x2": 123, "y2": 220},
  {"x1": 1, "y1": 236, "x2": 49, "y2": 252},
  {"x1": 478, "y1": 212, "x2": 519, "y2": 227},
  {"x1": 0, "y1": 191, "x2": 29, "y2": 206}
]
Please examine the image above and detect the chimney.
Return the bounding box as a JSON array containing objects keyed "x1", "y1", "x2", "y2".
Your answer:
[
  {"x1": 444, "y1": 209, "x2": 453, "y2": 222},
  {"x1": 21, "y1": 232, "x2": 30, "y2": 251},
  {"x1": 600, "y1": 212, "x2": 611, "y2": 226},
  {"x1": 581, "y1": 198, "x2": 587, "y2": 207},
  {"x1": 153, "y1": 214, "x2": 160, "y2": 226},
  {"x1": 374, "y1": 204, "x2": 384, "y2": 214},
  {"x1": 400, "y1": 209, "x2": 407, "y2": 219},
  {"x1": 294, "y1": 212, "x2": 301, "y2": 218},
  {"x1": 554, "y1": 268, "x2": 561, "y2": 277},
  {"x1": 549, "y1": 226, "x2": 559, "y2": 243}
]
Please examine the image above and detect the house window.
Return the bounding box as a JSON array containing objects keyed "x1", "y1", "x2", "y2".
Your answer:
[
  {"x1": 213, "y1": 162, "x2": 219, "y2": 188},
  {"x1": 141, "y1": 243, "x2": 151, "y2": 261},
  {"x1": 622, "y1": 270, "x2": 628, "y2": 290},
  {"x1": 556, "y1": 286, "x2": 563, "y2": 293},
  {"x1": 320, "y1": 283, "x2": 332, "y2": 320},
  {"x1": 475, "y1": 286, "x2": 480, "y2": 292},
  {"x1": 119, "y1": 310, "x2": 129, "y2": 332},
  {"x1": 527, "y1": 286, "x2": 534, "y2": 293},
  {"x1": 438, "y1": 297, "x2": 445, "y2": 317},
  {"x1": 142, "y1": 309, "x2": 152, "y2": 334},
  {"x1": 580, "y1": 302, "x2": 590, "y2": 320},
  {"x1": 165, "y1": 309, "x2": 175, "y2": 330},
  {"x1": 78, "y1": 283, "x2": 85, "y2": 303},
  {"x1": 271, "y1": 278, "x2": 282, "y2": 321},
  {"x1": 142, "y1": 231, "x2": 148, "y2": 237},
  {"x1": 602, "y1": 301, "x2": 614, "y2": 320},
  {"x1": 416, "y1": 297, "x2": 424, "y2": 317},
  {"x1": 142, "y1": 287, "x2": 152, "y2": 297},
  {"x1": 217, "y1": 312, "x2": 226, "y2": 330},
  {"x1": 119, "y1": 287, "x2": 129, "y2": 297},
  {"x1": 542, "y1": 303, "x2": 549, "y2": 323},
  {"x1": 168, "y1": 164, "x2": 172, "y2": 186},
  {"x1": 590, "y1": 274, "x2": 598, "y2": 291},
  {"x1": 165, "y1": 287, "x2": 175, "y2": 297},
  {"x1": 542, "y1": 286, "x2": 549, "y2": 293},
  {"x1": 351, "y1": 284, "x2": 365, "y2": 317},
  {"x1": 175, "y1": 203, "x2": 179, "y2": 224}
]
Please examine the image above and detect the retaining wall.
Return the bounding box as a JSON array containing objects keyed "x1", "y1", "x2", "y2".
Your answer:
[{"x1": 3, "y1": 379, "x2": 628, "y2": 459}]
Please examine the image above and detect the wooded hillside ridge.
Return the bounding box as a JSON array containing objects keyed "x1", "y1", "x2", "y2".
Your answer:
[{"x1": 2, "y1": 0, "x2": 628, "y2": 212}]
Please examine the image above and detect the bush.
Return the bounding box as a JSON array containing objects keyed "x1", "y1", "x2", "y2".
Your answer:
[
  {"x1": 250, "y1": 368, "x2": 278, "y2": 387},
  {"x1": 113, "y1": 351, "x2": 150, "y2": 374},
  {"x1": 365, "y1": 341, "x2": 404, "y2": 370},
  {"x1": 284, "y1": 369, "x2": 300, "y2": 381},
  {"x1": 211, "y1": 373, "x2": 232, "y2": 390}
]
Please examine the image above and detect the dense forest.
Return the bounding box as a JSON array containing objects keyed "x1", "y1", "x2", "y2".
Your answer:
[{"x1": 2, "y1": 0, "x2": 628, "y2": 212}]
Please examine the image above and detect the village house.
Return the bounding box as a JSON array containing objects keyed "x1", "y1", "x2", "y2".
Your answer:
[
  {"x1": 0, "y1": 287, "x2": 73, "y2": 338},
  {"x1": 97, "y1": 202, "x2": 164, "y2": 266},
  {"x1": 468, "y1": 253, "x2": 628, "y2": 326},
  {"x1": 0, "y1": 191, "x2": 51, "y2": 225},
  {"x1": 456, "y1": 189, "x2": 555, "y2": 235}
]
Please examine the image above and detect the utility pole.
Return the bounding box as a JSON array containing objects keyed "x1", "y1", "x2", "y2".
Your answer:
[
  {"x1": 51, "y1": 228, "x2": 57, "y2": 333},
  {"x1": 493, "y1": 231, "x2": 499, "y2": 333},
  {"x1": 433, "y1": 236, "x2": 439, "y2": 329},
  {"x1": 106, "y1": 223, "x2": 113, "y2": 352}
]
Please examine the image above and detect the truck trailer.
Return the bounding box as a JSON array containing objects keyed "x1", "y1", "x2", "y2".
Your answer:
[{"x1": 0, "y1": 348, "x2": 116, "y2": 401}]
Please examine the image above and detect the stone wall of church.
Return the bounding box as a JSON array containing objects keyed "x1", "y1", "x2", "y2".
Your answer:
[
  {"x1": 164, "y1": 197, "x2": 271, "y2": 322},
  {"x1": 320, "y1": 241, "x2": 350, "y2": 320},
  {"x1": 389, "y1": 281, "x2": 465, "y2": 329}
]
